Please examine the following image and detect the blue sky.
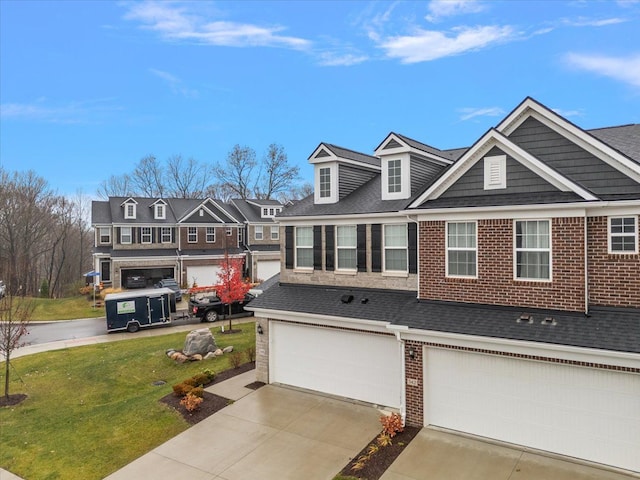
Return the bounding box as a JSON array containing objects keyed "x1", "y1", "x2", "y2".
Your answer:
[{"x1": 1, "y1": 0, "x2": 639, "y2": 196}]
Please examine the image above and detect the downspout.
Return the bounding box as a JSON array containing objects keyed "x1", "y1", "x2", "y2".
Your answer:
[
  {"x1": 388, "y1": 325, "x2": 409, "y2": 424},
  {"x1": 584, "y1": 212, "x2": 589, "y2": 315}
]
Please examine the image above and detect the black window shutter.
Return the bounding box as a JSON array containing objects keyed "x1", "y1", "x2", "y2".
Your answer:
[
  {"x1": 285, "y1": 226, "x2": 294, "y2": 269},
  {"x1": 325, "y1": 225, "x2": 335, "y2": 271},
  {"x1": 313, "y1": 226, "x2": 322, "y2": 270},
  {"x1": 408, "y1": 222, "x2": 417, "y2": 274},
  {"x1": 371, "y1": 224, "x2": 382, "y2": 272},
  {"x1": 116, "y1": 227, "x2": 120, "y2": 244},
  {"x1": 357, "y1": 224, "x2": 366, "y2": 272}
]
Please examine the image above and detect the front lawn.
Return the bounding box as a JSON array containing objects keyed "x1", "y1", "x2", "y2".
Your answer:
[
  {"x1": 30, "y1": 295, "x2": 105, "y2": 321},
  {"x1": 0, "y1": 323, "x2": 255, "y2": 480}
]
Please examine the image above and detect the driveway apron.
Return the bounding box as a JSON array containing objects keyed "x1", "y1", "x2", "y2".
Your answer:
[{"x1": 105, "y1": 377, "x2": 382, "y2": 480}]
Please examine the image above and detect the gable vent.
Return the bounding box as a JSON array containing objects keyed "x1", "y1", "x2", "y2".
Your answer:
[
  {"x1": 315, "y1": 148, "x2": 331, "y2": 158},
  {"x1": 484, "y1": 155, "x2": 506, "y2": 190},
  {"x1": 384, "y1": 139, "x2": 402, "y2": 150}
]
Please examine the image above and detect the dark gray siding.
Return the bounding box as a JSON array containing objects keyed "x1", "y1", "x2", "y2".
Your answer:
[
  {"x1": 509, "y1": 117, "x2": 640, "y2": 196},
  {"x1": 440, "y1": 146, "x2": 560, "y2": 198},
  {"x1": 410, "y1": 156, "x2": 445, "y2": 195},
  {"x1": 339, "y1": 164, "x2": 377, "y2": 199}
]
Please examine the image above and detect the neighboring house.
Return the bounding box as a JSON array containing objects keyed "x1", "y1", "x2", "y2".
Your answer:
[
  {"x1": 247, "y1": 97, "x2": 640, "y2": 473},
  {"x1": 92, "y1": 197, "x2": 246, "y2": 288},
  {"x1": 229, "y1": 198, "x2": 284, "y2": 282}
]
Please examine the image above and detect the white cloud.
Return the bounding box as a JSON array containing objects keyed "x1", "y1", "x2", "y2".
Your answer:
[
  {"x1": 0, "y1": 98, "x2": 120, "y2": 123},
  {"x1": 565, "y1": 53, "x2": 640, "y2": 88},
  {"x1": 123, "y1": 1, "x2": 310, "y2": 50},
  {"x1": 379, "y1": 25, "x2": 513, "y2": 63},
  {"x1": 458, "y1": 106, "x2": 505, "y2": 121},
  {"x1": 317, "y1": 52, "x2": 369, "y2": 67},
  {"x1": 426, "y1": 0, "x2": 485, "y2": 22},
  {"x1": 563, "y1": 17, "x2": 627, "y2": 27},
  {"x1": 149, "y1": 68, "x2": 199, "y2": 98}
]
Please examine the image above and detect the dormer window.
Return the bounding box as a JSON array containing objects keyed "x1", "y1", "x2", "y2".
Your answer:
[
  {"x1": 155, "y1": 204, "x2": 165, "y2": 219},
  {"x1": 263, "y1": 208, "x2": 269, "y2": 216},
  {"x1": 314, "y1": 163, "x2": 337, "y2": 204},
  {"x1": 124, "y1": 202, "x2": 136, "y2": 219},
  {"x1": 484, "y1": 155, "x2": 507, "y2": 190},
  {"x1": 388, "y1": 159, "x2": 402, "y2": 193},
  {"x1": 319, "y1": 167, "x2": 331, "y2": 198},
  {"x1": 381, "y1": 156, "x2": 409, "y2": 200}
]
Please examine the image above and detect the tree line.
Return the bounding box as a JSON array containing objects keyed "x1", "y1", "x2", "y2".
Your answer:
[{"x1": 98, "y1": 143, "x2": 312, "y2": 202}]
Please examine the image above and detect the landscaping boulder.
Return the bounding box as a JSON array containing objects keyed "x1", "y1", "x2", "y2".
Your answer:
[
  {"x1": 204, "y1": 352, "x2": 217, "y2": 360},
  {"x1": 213, "y1": 348, "x2": 224, "y2": 357},
  {"x1": 222, "y1": 346, "x2": 234, "y2": 353},
  {"x1": 183, "y1": 328, "x2": 217, "y2": 356}
]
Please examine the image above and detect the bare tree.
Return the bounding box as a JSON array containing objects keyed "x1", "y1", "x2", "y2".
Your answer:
[
  {"x1": 132, "y1": 155, "x2": 164, "y2": 197},
  {"x1": 0, "y1": 294, "x2": 34, "y2": 400},
  {"x1": 212, "y1": 145, "x2": 257, "y2": 199},
  {"x1": 166, "y1": 155, "x2": 209, "y2": 198},
  {"x1": 96, "y1": 174, "x2": 133, "y2": 199},
  {"x1": 278, "y1": 181, "x2": 313, "y2": 203},
  {"x1": 254, "y1": 144, "x2": 300, "y2": 200}
]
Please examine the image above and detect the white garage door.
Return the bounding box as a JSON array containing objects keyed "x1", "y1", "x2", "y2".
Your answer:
[
  {"x1": 271, "y1": 322, "x2": 402, "y2": 408},
  {"x1": 425, "y1": 348, "x2": 640, "y2": 472},
  {"x1": 186, "y1": 266, "x2": 221, "y2": 287},
  {"x1": 256, "y1": 260, "x2": 280, "y2": 282}
]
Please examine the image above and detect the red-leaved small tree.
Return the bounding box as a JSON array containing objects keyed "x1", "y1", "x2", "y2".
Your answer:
[{"x1": 216, "y1": 254, "x2": 250, "y2": 333}]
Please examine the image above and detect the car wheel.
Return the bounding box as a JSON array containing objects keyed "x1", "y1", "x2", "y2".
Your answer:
[
  {"x1": 127, "y1": 322, "x2": 140, "y2": 333},
  {"x1": 205, "y1": 310, "x2": 218, "y2": 322}
]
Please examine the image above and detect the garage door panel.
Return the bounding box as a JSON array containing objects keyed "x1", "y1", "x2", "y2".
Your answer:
[
  {"x1": 271, "y1": 322, "x2": 401, "y2": 408},
  {"x1": 425, "y1": 348, "x2": 640, "y2": 472},
  {"x1": 256, "y1": 260, "x2": 279, "y2": 282},
  {"x1": 186, "y1": 266, "x2": 221, "y2": 287}
]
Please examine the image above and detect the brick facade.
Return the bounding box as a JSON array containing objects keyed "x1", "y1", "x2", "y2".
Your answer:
[
  {"x1": 587, "y1": 215, "x2": 640, "y2": 308},
  {"x1": 180, "y1": 226, "x2": 238, "y2": 250},
  {"x1": 404, "y1": 341, "x2": 424, "y2": 426},
  {"x1": 419, "y1": 217, "x2": 586, "y2": 312}
]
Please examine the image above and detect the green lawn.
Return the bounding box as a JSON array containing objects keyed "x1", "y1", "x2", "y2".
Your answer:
[
  {"x1": 0, "y1": 323, "x2": 255, "y2": 480},
  {"x1": 30, "y1": 295, "x2": 105, "y2": 321}
]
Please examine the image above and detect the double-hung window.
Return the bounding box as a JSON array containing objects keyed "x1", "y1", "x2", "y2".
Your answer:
[
  {"x1": 99, "y1": 227, "x2": 111, "y2": 244},
  {"x1": 384, "y1": 224, "x2": 407, "y2": 272},
  {"x1": 161, "y1": 227, "x2": 172, "y2": 244},
  {"x1": 336, "y1": 225, "x2": 357, "y2": 270},
  {"x1": 388, "y1": 159, "x2": 402, "y2": 193},
  {"x1": 141, "y1": 227, "x2": 152, "y2": 244},
  {"x1": 120, "y1": 226, "x2": 132, "y2": 244},
  {"x1": 206, "y1": 227, "x2": 216, "y2": 243},
  {"x1": 295, "y1": 226, "x2": 313, "y2": 268},
  {"x1": 609, "y1": 217, "x2": 638, "y2": 253},
  {"x1": 319, "y1": 167, "x2": 331, "y2": 198},
  {"x1": 187, "y1": 226, "x2": 197, "y2": 243},
  {"x1": 447, "y1": 222, "x2": 477, "y2": 277},
  {"x1": 271, "y1": 226, "x2": 279, "y2": 241},
  {"x1": 255, "y1": 225, "x2": 263, "y2": 240},
  {"x1": 515, "y1": 220, "x2": 550, "y2": 280}
]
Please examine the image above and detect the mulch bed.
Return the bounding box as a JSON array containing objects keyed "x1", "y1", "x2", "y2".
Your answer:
[
  {"x1": 338, "y1": 426, "x2": 421, "y2": 480},
  {"x1": 159, "y1": 361, "x2": 257, "y2": 425},
  {"x1": 0, "y1": 393, "x2": 28, "y2": 407}
]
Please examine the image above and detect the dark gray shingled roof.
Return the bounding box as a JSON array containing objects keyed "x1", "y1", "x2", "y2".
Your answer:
[
  {"x1": 247, "y1": 283, "x2": 640, "y2": 354},
  {"x1": 588, "y1": 124, "x2": 640, "y2": 165},
  {"x1": 324, "y1": 143, "x2": 381, "y2": 167},
  {"x1": 394, "y1": 132, "x2": 454, "y2": 161},
  {"x1": 231, "y1": 199, "x2": 277, "y2": 223},
  {"x1": 417, "y1": 192, "x2": 586, "y2": 209}
]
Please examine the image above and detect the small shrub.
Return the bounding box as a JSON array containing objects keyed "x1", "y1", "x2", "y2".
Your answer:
[
  {"x1": 192, "y1": 373, "x2": 210, "y2": 386},
  {"x1": 189, "y1": 386, "x2": 204, "y2": 398},
  {"x1": 380, "y1": 412, "x2": 404, "y2": 438},
  {"x1": 183, "y1": 377, "x2": 198, "y2": 387},
  {"x1": 172, "y1": 382, "x2": 193, "y2": 397},
  {"x1": 377, "y1": 432, "x2": 392, "y2": 447},
  {"x1": 229, "y1": 351, "x2": 243, "y2": 369},
  {"x1": 180, "y1": 393, "x2": 203, "y2": 412},
  {"x1": 246, "y1": 345, "x2": 256, "y2": 363},
  {"x1": 202, "y1": 369, "x2": 215, "y2": 382}
]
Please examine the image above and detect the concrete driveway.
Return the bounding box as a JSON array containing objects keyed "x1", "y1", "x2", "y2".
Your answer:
[
  {"x1": 105, "y1": 371, "x2": 382, "y2": 480},
  {"x1": 380, "y1": 428, "x2": 638, "y2": 480}
]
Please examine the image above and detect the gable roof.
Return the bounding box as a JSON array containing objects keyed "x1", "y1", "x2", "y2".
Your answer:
[
  {"x1": 178, "y1": 198, "x2": 241, "y2": 224},
  {"x1": 375, "y1": 132, "x2": 454, "y2": 164},
  {"x1": 309, "y1": 143, "x2": 381, "y2": 169}
]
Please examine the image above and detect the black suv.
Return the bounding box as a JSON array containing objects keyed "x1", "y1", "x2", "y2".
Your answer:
[
  {"x1": 155, "y1": 278, "x2": 182, "y2": 302},
  {"x1": 189, "y1": 293, "x2": 254, "y2": 322}
]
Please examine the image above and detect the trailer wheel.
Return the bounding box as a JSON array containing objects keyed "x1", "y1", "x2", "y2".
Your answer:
[
  {"x1": 205, "y1": 310, "x2": 218, "y2": 322},
  {"x1": 127, "y1": 322, "x2": 140, "y2": 333}
]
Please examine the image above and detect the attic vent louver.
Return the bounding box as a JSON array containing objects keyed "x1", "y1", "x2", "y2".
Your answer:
[
  {"x1": 541, "y1": 316, "x2": 557, "y2": 326},
  {"x1": 341, "y1": 294, "x2": 354, "y2": 304},
  {"x1": 517, "y1": 314, "x2": 533, "y2": 324}
]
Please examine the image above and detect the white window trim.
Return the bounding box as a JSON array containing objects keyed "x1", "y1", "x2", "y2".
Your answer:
[
  {"x1": 271, "y1": 226, "x2": 279, "y2": 241},
  {"x1": 141, "y1": 226, "x2": 152, "y2": 244},
  {"x1": 336, "y1": 225, "x2": 357, "y2": 272},
  {"x1": 381, "y1": 154, "x2": 410, "y2": 200},
  {"x1": 187, "y1": 226, "x2": 198, "y2": 243},
  {"x1": 295, "y1": 226, "x2": 314, "y2": 270},
  {"x1": 382, "y1": 224, "x2": 408, "y2": 274},
  {"x1": 206, "y1": 227, "x2": 216, "y2": 243},
  {"x1": 99, "y1": 227, "x2": 111, "y2": 244},
  {"x1": 608, "y1": 216, "x2": 638, "y2": 254},
  {"x1": 446, "y1": 221, "x2": 478, "y2": 279},
  {"x1": 155, "y1": 204, "x2": 166, "y2": 219},
  {"x1": 226, "y1": 227, "x2": 233, "y2": 236},
  {"x1": 124, "y1": 203, "x2": 136, "y2": 219},
  {"x1": 161, "y1": 227, "x2": 172, "y2": 244},
  {"x1": 314, "y1": 163, "x2": 338, "y2": 204},
  {"x1": 484, "y1": 155, "x2": 507, "y2": 190},
  {"x1": 120, "y1": 226, "x2": 132, "y2": 244},
  {"x1": 255, "y1": 225, "x2": 263, "y2": 241},
  {"x1": 513, "y1": 219, "x2": 552, "y2": 282}
]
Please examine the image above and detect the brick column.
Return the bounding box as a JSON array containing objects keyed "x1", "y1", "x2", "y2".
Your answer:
[{"x1": 404, "y1": 341, "x2": 424, "y2": 427}]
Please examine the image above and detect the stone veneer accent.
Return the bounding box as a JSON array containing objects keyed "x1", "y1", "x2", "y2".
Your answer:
[{"x1": 254, "y1": 316, "x2": 270, "y2": 384}]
